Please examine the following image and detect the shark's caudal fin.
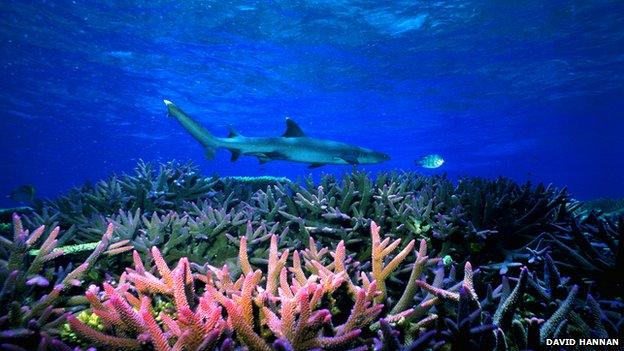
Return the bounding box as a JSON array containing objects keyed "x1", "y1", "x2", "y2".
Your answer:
[{"x1": 163, "y1": 100, "x2": 219, "y2": 159}]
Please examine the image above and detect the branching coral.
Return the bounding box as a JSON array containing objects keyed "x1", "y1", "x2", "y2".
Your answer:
[
  {"x1": 369, "y1": 221, "x2": 415, "y2": 301},
  {"x1": 27, "y1": 161, "x2": 592, "y2": 276},
  {"x1": 11, "y1": 161, "x2": 622, "y2": 350},
  {"x1": 435, "y1": 286, "x2": 498, "y2": 350},
  {"x1": 0, "y1": 214, "x2": 124, "y2": 349},
  {"x1": 27, "y1": 161, "x2": 219, "y2": 236},
  {"x1": 68, "y1": 256, "x2": 226, "y2": 350},
  {"x1": 543, "y1": 212, "x2": 623, "y2": 293},
  {"x1": 68, "y1": 225, "x2": 394, "y2": 350},
  {"x1": 211, "y1": 228, "x2": 385, "y2": 350}
]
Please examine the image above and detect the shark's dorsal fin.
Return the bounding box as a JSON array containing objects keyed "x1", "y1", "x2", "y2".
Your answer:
[
  {"x1": 282, "y1": 118, "x2": 305, "y2": 138},
  {"x1": 227, "y1": 127, "x2": 240, "y2": 138}
]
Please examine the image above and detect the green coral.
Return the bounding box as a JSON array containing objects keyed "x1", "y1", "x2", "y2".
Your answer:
[
  {"x1": 153, "y1": 298, "x2": 175, "y2": 323},
  {"x1": 0, "y1": 222, "x2": 11, "y2": 234},
  {"x1": 221, "y1": 175, "x2": 291, "y2": 184},
  {"x1": 29, "y1": 241, "x2": 101, "y2": 256},
  {"x1": 406, "y1": 218, "x2": 431, "y2": 237},
  {"x1": 60, "y1": 310, "x2": 104, "y2": 346}
]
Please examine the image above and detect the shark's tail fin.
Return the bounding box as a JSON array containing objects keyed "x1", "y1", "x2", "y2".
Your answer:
[{"x1": 163, "y1": 100, "x2": 219, "y2": 158}]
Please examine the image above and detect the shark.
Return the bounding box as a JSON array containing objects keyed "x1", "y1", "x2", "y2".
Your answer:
[{"x1": 163, "y1": 100, "x2": 390, "y2": 168}]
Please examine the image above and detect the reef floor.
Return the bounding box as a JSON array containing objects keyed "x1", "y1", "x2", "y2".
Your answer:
[{"x1": 0, "y1": 161, "x2": 622, "y2": 350}]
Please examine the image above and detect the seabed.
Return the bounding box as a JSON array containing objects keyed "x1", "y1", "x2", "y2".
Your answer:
[{"x1": 0, "y1": 161, "x2": 622, "y2": 350}]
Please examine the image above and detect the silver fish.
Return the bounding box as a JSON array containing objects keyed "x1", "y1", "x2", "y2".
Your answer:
[{"x1": 417, "y1": 154, "x2": 444, "y2": 169}]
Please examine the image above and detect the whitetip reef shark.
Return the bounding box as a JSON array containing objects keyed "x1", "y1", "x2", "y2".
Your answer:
[{"x1": 163, "y1": 100, "x2": 390, "y2": 168}]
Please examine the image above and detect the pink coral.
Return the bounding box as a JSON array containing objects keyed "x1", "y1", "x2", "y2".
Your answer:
[
  {"x1": 70, "y1": 222, "x2": 432, "y2": 350},
  {"x1": 69, "y1": 253, "x2": 225, "y2": 350}
]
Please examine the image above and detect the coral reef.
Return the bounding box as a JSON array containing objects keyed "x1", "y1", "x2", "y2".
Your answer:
[
  {"x1": 1, "y1": 161, "x2": 621, "y2": 350},
  {"x1": 0, "y1": 214, "x2": 130, "y2": 350},
  {"x1": 0, "y1": 206, "x2": 33, "y2": 222},
  {"x1": 579, "y1": 197, "x2": 624, "y2": 218},
  {"x1": 67, "y1": 225, "x2": 389, "y2": 350}
]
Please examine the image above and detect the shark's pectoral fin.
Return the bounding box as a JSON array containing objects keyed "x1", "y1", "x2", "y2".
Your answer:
[
  {"x1": 257, "y1": 155, "x2": 271, "y2": 164},
  {"x1": 255, "y1": 151, "x2": 287, "y2": 164},
  {"x1": 230, "y1": 149, "x2": 241, "y2": 162},
  {"x1": 281, "y1": 118, "x2": 306, "y2": 138},
  {"x1": 308, "y1": 163, "x2": 326, "y2": 169},
  {"x1": 338, "y1": 152, "x2": 359, "y2": 165}
]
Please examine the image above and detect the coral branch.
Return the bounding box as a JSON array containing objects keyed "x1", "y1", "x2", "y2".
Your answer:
[{"x1": 370, "y1": 221, "x2": 415, "y2": 300}]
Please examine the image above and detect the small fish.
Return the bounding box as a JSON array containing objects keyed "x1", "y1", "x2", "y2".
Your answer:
[
  {"x1": 417, "y1": 154, "x2": 444, "y2": 169},
  {"x1": 8, "y1": 185, "x2": 36, "y2": 202}
]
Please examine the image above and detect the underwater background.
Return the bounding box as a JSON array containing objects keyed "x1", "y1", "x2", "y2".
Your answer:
[
  {"x1": 1, "y1": 1, "x2": 624, "y2": 351},
  {"x1": 1, "y1": 0, "x2": 624, "y2": 206}
]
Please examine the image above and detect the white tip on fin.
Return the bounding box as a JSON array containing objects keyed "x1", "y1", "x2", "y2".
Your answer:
[{"x1": 163, "y1": 99, "x2": 173, "y2": 106}]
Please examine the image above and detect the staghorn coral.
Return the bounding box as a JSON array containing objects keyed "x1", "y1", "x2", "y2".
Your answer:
[
  {"x1": 369, "y1": 221, "x2": 415, "y2": 301},
  {"x1": 73, "y1": 220, "x2": 601, "y2": 351},
  {"x1": 27, "y1": 161, "x2": 590, "y2": 271},
  {"x1": 26, "y1": 161, "x2": 219, "y2": 237},
  {"x1": 0, "y1": 206, "x2": 33, "y2": 222},
  {"x1": 376, "y1": 318, "x2": 436, "y2": 351},
  {"x1": 373, "y1": 266, "x2": 537, "y2": 350},
  {"x1": 68, "y1": 224, "x2": 404, "y2": 350},
  {"x1": 542, "y1": 212, "x2": 623, "y2": 294},
  {"x1": 0, "y1": 214, "x2": 126, "y2": 350},
  {"x1": 11, "y1": 161, "x2": 623, "y2": 350},
  {"x1": 433, "y1": 286, "x2": 499, "y2": 350},
  {"x1": 578, "y1": 197, "x2": 624, "y2": 218},
  {"x1": 67, "y1": 258, "x2": 227, "y2": 350}
]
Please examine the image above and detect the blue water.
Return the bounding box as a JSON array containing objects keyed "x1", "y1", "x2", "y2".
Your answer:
[{"x1": 1, "y1": 1, "x2": 623, "y2": 207}]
